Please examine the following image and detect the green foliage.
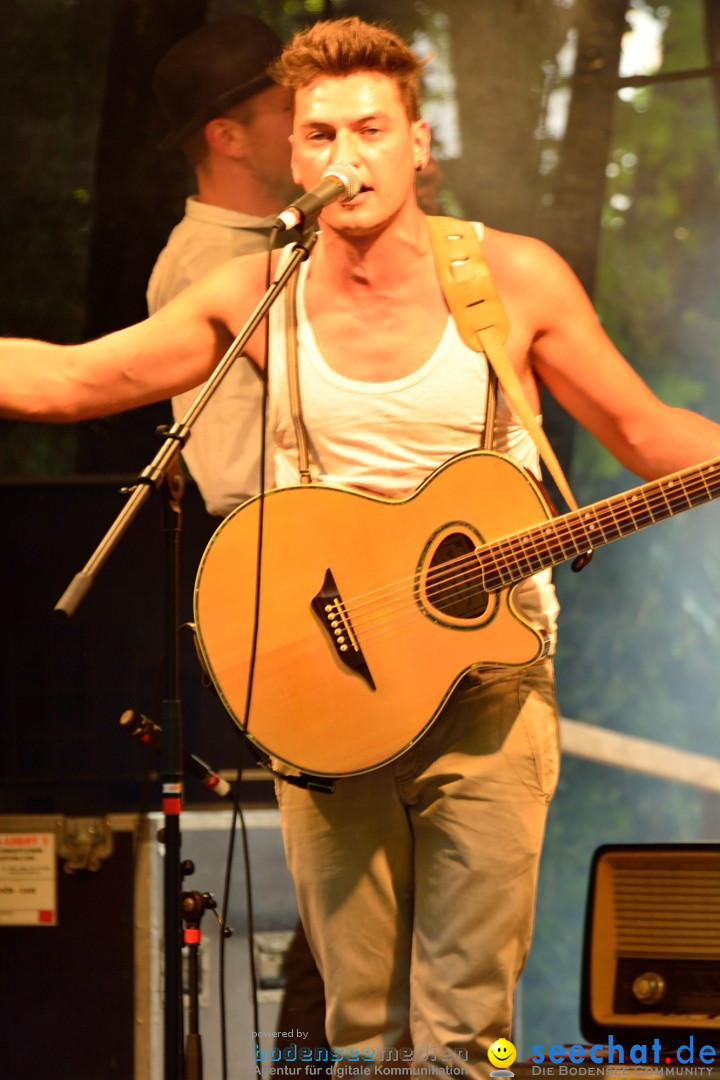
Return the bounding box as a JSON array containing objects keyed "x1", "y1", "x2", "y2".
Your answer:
[
  {"x1": 521, "y1": 0, "x2": 720, "y2": 1049},
  {"x1": 563, "y1": 0, "x2": 720, "y2": 752}
]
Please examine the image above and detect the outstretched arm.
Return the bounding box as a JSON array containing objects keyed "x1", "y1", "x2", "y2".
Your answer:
[
  {"x1": 0, "y1": 253, "x2": 268, "y2": 422},
  {"x1": 508, "y1": 237, "x2": 720, "y2": 479}
]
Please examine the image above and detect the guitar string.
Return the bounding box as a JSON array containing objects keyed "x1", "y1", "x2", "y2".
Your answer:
[
  {"x1": 336, "y1": 472, "x2": 717, "y2": 636},
  {"x1": 326, "y1": 471, "x2": 719, "y2": 644},
  {"x1": 331, "y1": 489, "x2": 714, "y2": 651},
  {"x1": 344, "y1": 473, "x2": 714, "y2": 620},
  {"x1": 319, "y1": 461, "x2": 717, "y2": 633}
]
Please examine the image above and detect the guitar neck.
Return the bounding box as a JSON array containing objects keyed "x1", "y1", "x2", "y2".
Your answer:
[{"x1": 480, "y1": 457, "x2": 720, "y2": 588}]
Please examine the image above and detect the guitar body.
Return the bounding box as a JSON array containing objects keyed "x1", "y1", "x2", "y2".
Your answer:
[{"x1": 194, "y1": 450, "x2": 553, "y2": 776}]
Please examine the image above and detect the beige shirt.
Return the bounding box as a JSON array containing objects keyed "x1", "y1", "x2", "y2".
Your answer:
[{"x1": 147, "y1": 197, "x2": 277, "y2": 517}]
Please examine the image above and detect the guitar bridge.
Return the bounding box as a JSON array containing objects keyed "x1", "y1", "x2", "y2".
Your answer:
[{"x1": 311, "y1": 569, "x2": 376, "y2": 691}]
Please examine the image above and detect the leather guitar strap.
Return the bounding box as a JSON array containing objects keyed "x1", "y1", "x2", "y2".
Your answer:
[{"x1": 425, "y1": 215, "x2": 580, "y2": 514}]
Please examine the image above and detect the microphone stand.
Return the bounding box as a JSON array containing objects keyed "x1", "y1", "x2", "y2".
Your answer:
[
  {"x1": 54, "y1": 232, "x2": 316, "y2": 1080},
  {"x1": 160, "y1": 453, "x2": 185, "y2": 1075}
]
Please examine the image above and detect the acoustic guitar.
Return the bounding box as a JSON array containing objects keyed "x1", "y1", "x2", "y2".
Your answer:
[{"x1": 194, "y1": 449, "x2": 719, "y2": 777}]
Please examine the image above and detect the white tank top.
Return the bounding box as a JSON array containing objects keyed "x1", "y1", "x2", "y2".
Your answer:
[{"x1": 267, "y1": 231, "x2": 559, "y2": 641}]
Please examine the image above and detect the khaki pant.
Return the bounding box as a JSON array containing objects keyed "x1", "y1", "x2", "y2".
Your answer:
[{"x1": 276, "y1": 661, "x2": 560, "y2": 1079}]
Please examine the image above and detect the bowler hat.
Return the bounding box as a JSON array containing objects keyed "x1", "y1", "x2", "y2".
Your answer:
[{"x1": 154, "y1": 15, "x2": 283, "y2": 150}]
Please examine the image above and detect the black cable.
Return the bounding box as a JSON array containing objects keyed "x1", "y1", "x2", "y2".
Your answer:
[
  {"x1": 219, "y1": 741, "x2": 260, "y2": 1080},
  {"x1": 218, "y1": 232, "x2": 278, "y2": 1079}
]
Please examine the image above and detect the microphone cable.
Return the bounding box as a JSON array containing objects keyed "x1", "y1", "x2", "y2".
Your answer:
[{"x1": 218, "y1": 230, "x2": 280, "y2": 1080}]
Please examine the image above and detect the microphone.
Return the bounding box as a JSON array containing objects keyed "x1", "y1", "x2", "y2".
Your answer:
[
  {"x1": 274, "y1": 162, "x2": 362, "y2": 231},
  {"x1": 119, "y1": 709, "x2": 233, "y2": 799}
]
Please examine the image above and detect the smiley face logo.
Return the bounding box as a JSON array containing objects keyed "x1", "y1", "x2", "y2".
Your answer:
[{"x1": 488, "y1": 1038, "x2": 517, "y2": 1075}]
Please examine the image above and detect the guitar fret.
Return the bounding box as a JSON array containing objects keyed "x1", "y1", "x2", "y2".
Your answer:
[
  {"x1": 496, "y1": 537, "x2": 530, "y2": 583},
  {"x1": 661, "y1": 476, "x2": 693, "y2": 513},
  {"x1": 651, "y1": 478, "x2": 673, "y2": 517},
  {"x1": 491, "y1": 540, "x2": 514, "y2": 584},
  {"x1": 697, "y1": 466, "x2": 714, "y2": 501},
  {"x1": 554, "y1": 524, "x2": 581, "y2": 558},
  {"x1": 523, "y1": 527, "x2": 546, "y2": 574},
  {"x1": 607, "y1": 492, "x2": 646, "y2": 535},
  {"x1": 528, "y1": 523, "x2": 560, "y2": 576},
  {"x1": 603, "y1": 500, "x2": 627, "y2": 540},
  {"x1": 701, "y1": 463, "x2": 720, "y2": 500},
  {"x1": 566, "y1": 514, "x2": 596, "y2": 551},
  {"x1": 537, "y1": 523, "x2": 559, "y2": 558},
  {"x1": 632, "y1": 488, "x2": 655, "y2": 528},
  {"x1": 509, "y1": 540, "x2": 537, "y2": 579},
  {"x1": 685, "y1": 466, "x2": 719, "y2": 504},
  {"x1": 552, "y1": 522, "x2": 579, "y2": 560},
  {"x1": 524, "y1": 529, "x2": 546, "y2": 574},
  {"x1": 604, "y1": 498, "x2": 626, "y2": 540},
  {"x1": 477, "y1": 545, "x2": 504, "y2": 591},
  {"x1": 585, "y1": 507, "x2": 612, "y2": 544}
]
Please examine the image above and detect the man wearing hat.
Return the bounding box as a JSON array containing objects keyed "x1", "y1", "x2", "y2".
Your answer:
[
  {"x1": 148, "y1": 14, "x2": 299, "y2": 516},
  {"x1": 149, "y1": 19, "x2": 327, "y2": 1063}
]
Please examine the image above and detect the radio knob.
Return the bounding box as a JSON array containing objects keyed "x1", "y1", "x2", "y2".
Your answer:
[{"x1": 632, "y1": 971, "x2": 667, "y2": 1006}]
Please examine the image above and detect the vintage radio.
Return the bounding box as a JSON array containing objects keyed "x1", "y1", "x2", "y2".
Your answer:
[{"x1": 581, "y1": 843, "x2": 720, "y2": 1046}]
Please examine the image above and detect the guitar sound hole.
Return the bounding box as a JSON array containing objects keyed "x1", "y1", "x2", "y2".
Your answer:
[{"x1": 428, "y1": 532, "x2": 489, "y2": 619}]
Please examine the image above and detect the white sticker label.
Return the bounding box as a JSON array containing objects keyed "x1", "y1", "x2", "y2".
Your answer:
[{"x1": 0, "y1": 832, "x2": 56, "y2": 925}]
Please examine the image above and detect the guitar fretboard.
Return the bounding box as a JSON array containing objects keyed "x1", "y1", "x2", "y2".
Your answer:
[{"x1": 477, "y1": 458, "x2": 720, "y2": 589}]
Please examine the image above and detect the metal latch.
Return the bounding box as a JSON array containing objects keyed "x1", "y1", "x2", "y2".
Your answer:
[{"x1": 58, "y1": 817, "x2": 114, "y2": 874}]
